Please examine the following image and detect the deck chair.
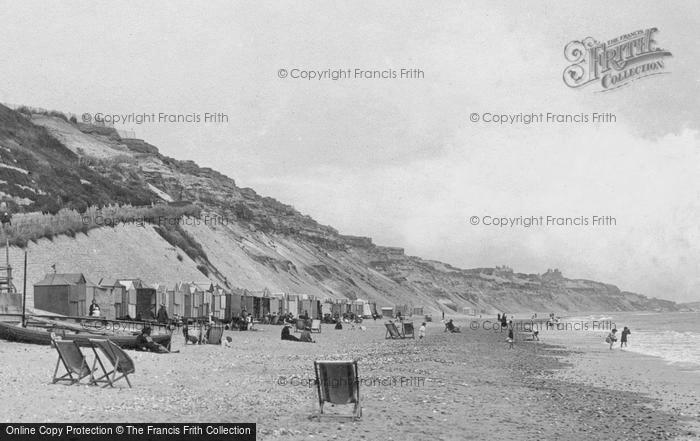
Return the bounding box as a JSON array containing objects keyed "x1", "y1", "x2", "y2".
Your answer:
[
  {"x1": 51, "y1": 336, "x2": 93, "y2": 385},
  {"x1": 384, "y1": 322, "x2": 403, "y2": 339},
  {"x1": 402, "y1": 322, "x2": 415, "y2": 339},
  {"x1": 310, "y1": 319, "x2": 322, "y2": 333},
  {"x1": 88, "y1": 339, "x2": 135, "y2": 388},
  {"x1": 206, "y1": 326, "x2": 224, "y2": 345},
  {"x1": 313, "y1": 360, "x2": 361, "y2": 420},
  {"x1": 294, "y1": 319, "x2": 306, "y2": 333}
]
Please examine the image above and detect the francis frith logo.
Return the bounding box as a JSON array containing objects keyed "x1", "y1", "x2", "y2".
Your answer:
[{"x1": 563, "y1": 28, "x2": 672, "y2": 91}]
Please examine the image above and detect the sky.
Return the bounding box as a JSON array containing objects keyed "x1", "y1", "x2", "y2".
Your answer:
[{"x1": 0, "y1": 1, "x2": 698, "y2": 303}]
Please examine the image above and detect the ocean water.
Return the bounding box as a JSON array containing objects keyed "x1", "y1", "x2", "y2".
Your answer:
[{"x1": 565, "y1": 312, "x2": 700, "y2": 370}]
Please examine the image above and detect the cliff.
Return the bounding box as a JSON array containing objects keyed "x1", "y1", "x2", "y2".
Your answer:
[{"x1": 0, "y1": 103, "x2": 682, "y2": 313}]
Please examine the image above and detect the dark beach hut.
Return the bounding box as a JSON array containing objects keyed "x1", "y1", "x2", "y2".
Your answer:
[{"x1": 34, "y1": 273, "x2": 88, "y2": 317}]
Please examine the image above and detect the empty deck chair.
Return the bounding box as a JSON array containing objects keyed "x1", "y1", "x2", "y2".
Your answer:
[
  {"x1": 313, "y1": 360, "x2": 361, "y2": 420},
  {"x1": 51, "y1": 336, "x2": 93, "y2": 385},
  {"x1": 89, "y1": 338, "x2": 135, "y2": 388},
  {"x1": 402, "y1": 322, "x2": 415, "y2": 339},
  {"x1": 310, "y1": 319, "x2": 322, "y2": 333},
  {"x1": 384, "y1": 322, "x2": 403, "y2": 339}
]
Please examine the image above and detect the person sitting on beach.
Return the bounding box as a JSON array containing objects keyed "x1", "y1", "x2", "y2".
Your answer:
[
  {"x1": 620, "y1": 327, "x2": 631, "y2": 348},
  {"x1": 335, "y1": 321, "x2": 343, "y2": 330},
  {"x1": 419, "y1": 322, "x2": 426, "y2": 339},
  {"x1": 606, "y1": 328, "x2": 618, "y2": 350},
  {"x1": 89, "y1": 299, "x2": 101, "y2": 317},
  {"x1": 136, "y1": 327, "x2": 170, "y2": 353},
  {"x1": 222, "y1": 336, "x2": 233, "y2": 348},
  {"x1": 445, "y1": 319, "x2": 460, "y2": 333},
  {"x1": 531, "y1": 330, "x2": 539, "y2": 341},
  {"x1": 299, "y1": 328, "x2": 315, "y2": 343},
  {"x1": 281, "y1": 325, "x2": 301, "y2": 342}
]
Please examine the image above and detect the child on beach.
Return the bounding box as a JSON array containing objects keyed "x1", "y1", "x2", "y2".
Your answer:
[
  {"x1": 507, "y1": 328, "x2": 514, "y2": 349},
  {"x1": 606, "y1": 328, "x2": 618, "y2": 350},
  {"x1": 419, "y1": 322, "x2": 426, "y2": 339},
  {"x1": 620, "y1": 327, "x2": 631, "y2": 347}
]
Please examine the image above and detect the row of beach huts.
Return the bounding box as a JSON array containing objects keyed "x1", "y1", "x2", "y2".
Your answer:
[{"x1": 31, "y1": 273, "x2": 423, "y2": 322}]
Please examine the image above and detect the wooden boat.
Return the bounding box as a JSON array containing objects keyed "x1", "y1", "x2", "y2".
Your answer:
[{"x1": 0, "y1": 321, "x2": 172, "y2": 350}]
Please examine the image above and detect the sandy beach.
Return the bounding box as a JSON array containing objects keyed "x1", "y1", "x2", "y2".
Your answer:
[{"x1": 0, "y1": 318, "x2": 697, "y2": 441}]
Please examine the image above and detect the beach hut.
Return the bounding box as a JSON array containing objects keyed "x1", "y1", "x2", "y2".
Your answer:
[
  {"x1": 287, "y1": 294, "x2": 299, "y2": 318},
  {"x1": 34, "y1": 273, "x2": 90, "y2": 317},
  {"x1": 192, "y1": 282, "x2": 213, "y2": 318},
  {"x1": 88, "y1": 283, "x2": 115, "y2": 320},
  {"x1": 300, "y1": 295, "x2": 313, "y2": 318},
  {"x1": 99, "y1": 279, "x2": 127, "y2": 319},
  {"x1": 116, "y1": 279, "x2": 157, "y2": 320},
  {"x1": 269, "y1": 293, "x2": 284, "y2": 316},
  {"x1": 330, "y1": 299, "x2": 348, "y2": 317},
  {"x1": 115, "y1": 279, "x2": 141, "y2": 319},
  {"x1": 227, "y1": 288, "x2": 245, "y2": 320},
  {"x1": 210, "y1": 285, "x2": 228, "y2": 320},
  {"x1": 353, "y1": 299, "x2": 373, "y2": 318}
]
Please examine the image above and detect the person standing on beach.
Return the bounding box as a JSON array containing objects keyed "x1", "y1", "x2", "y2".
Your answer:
[
  {"x1": 620, "y1": 327, "x2": 631, "y2": 347},
  {"x1": 606, "y1": 328, "x2": 618, "y2": 350},
  {"x1": 419, "y1": 322, "x2": 426, "y2": 339},
  {"x1": 507, "y1": 327, "x2": 514, "y2": 349}
]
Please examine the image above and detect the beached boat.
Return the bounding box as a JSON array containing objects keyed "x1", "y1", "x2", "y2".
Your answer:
[{"x1": 0, "y1": 321, "x2": 172, "y2": 350}]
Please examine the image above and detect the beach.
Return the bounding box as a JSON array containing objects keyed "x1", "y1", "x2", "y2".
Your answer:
[{"x1": 0, "y1": 318, "x2": 697, "y2": 441}]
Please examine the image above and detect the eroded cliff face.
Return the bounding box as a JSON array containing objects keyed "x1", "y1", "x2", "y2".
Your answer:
[{"x1": 0, "y1": 105, "x2": 681, "y2": 313}]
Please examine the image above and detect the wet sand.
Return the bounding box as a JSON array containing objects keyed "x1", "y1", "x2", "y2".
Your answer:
[{"x1": 0, "y1": 319, "x2": 697, "y2": 440}]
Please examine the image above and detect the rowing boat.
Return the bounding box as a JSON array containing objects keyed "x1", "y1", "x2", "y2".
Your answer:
[{"x1": 0, "y1": 321, "x2": 172, "y2": 350}]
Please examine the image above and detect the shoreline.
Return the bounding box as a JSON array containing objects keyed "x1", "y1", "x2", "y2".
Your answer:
[
  {"x1": 0, "y1": 318, "x2": 696, "y2": 440},
  {"x1": 533, "y1": 324, "x2": 700, "y2": 440}
]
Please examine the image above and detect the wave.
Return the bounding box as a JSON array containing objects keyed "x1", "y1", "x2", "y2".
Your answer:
[{"x1": 623, "y1": 330, "x2": 700, "y2": 368}]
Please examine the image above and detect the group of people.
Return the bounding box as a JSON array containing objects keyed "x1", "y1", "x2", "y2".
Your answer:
[
  {"x1": 280, "y1": 323, "x2": 315, "y2": 343},
  {"x1": 606, "y1": 326, "x2": 631, "y2": 349}
]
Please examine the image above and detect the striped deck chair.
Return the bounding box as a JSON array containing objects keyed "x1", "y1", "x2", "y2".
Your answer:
[
  {"x1": 310, "y1": 319, "x2": 322, "y2": 333},
  {"x1": 51, "y1": 336, "x2": 93, "y2": 385},
  {"x1": 89, "y1": 339, "x2": 135, "y2": 388},
  {"x1": 384, "y1": 322, "x2": 403, "y2": 339},
  {"x1": 313, "y1": 360, "x2": 361, "y2": 420},
  {"x1": 206, "y1": 326, "x2": 224, "y2": 345},
  {"x1": 402, "y1": 322, "x2": 415, "y2": 339}
]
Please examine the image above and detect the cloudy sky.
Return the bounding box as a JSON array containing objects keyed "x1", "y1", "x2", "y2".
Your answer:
[{"x1": 1, "y1": 1, "x2": 698, "y2": 302}]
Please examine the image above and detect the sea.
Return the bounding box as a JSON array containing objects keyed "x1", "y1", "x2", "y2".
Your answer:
[{"x1": 565, "y1": 311, "x2": 700, "y2": 370}]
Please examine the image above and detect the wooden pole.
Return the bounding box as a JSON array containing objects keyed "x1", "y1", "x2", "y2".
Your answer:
[{"x1": 21, "y1": 251, "x2": 27, "y2": 327}]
